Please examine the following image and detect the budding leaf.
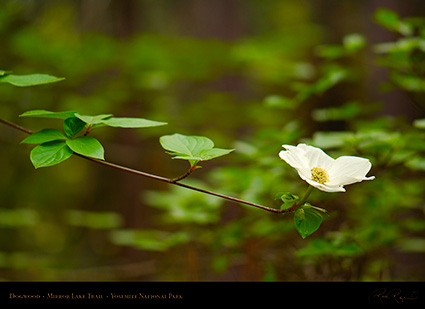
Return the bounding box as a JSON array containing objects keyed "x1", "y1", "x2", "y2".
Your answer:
[
  {"x1": 159, "y1": 133, "x2": 234, "y2": 167},
  {"x1": 294, "y1": 207, "x2": 323, "y2": 239},
  {"x1": 30, "y1": 141, "x2": 73, "y2": 168},
  {"x1": 275, "y1": 192, "x2": 299, "y2": 210},
  {"x1": 64, "y1": 117, "x2": 86, "y2": 139}
]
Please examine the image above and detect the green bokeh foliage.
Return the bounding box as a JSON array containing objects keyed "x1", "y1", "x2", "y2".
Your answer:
[{"x1": 1, "y1": 1, "x2": 425, "y2": 281}]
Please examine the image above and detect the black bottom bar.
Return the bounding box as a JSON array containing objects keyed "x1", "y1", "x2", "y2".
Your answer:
[{"x1": 1, "y1": 281, "x2": 424, "y2": 306}]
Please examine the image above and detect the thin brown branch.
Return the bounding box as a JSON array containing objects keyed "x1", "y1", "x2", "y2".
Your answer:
[
  {"x1": 0, "y1": 118, "x2": 34, "y2": 135},
  {"x1": 79, "y1": 154, "x2": 171, "y2": 183},
  {"x1": 1, "y1": 117, "x2": 292, "y2": 214},
  {"x1": 82, "y1": 155, "x2": 289, "y2": 214}
]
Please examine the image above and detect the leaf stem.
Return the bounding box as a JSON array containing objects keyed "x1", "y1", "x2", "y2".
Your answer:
[
  {"x1": 170, "y1": 164, "x2": 197, "y2": 183},
  {"x1": 84, "y1": 125, "x2": 93, "y2": 136},
  {"x1": 1, "y1": 117, "x2": 292, "y2": 214},
  {"x1": 298, "y1": 185, "x2": 314, "y2": 207}
]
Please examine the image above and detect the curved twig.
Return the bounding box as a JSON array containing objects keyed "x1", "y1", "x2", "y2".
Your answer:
[{"x1": 1, "y1": 118, "x2": 292, "y2": 214}]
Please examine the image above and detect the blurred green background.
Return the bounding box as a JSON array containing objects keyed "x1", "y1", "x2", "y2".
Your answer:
[{"x1": 1, "y1": 0, "x2": 425, "y2": 281}]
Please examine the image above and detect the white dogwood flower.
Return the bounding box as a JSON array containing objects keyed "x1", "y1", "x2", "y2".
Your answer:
[{"x1": 279, "y1": 143, "x2": 375, "y2": 192}]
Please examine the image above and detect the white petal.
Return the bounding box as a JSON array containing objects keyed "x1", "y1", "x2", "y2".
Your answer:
[
  {"x1": 327, "y1": 175, "x2": 375, "y2": 187},
  {"x1": 295, "y1": 167, "x2": 316, "y2": 183},
  {"x1": 279, "y1": 144, "x2": 309, "y2": 169},
  {"x1": 328, "y1": 156, "x2": 373, "y2": 179},
  {"x1": 297, "y1": 143, "x2": 335, "y2": 170},
  {"x1": 304, "y1": 177, "x2": 346, "y2": 192}
]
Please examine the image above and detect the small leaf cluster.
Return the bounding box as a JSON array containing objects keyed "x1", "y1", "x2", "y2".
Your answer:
[
  {"x1": 20, "y1": 110, "x2": 235, "y2": 171},
  {"x1": 276, "y1": 193, "x2": 328, "y2": 238},
  {"x1": 275, "y1": 192, "x2": 299, "y2": 210},
  {"x1": 20, "y1": 110, "x2": 167, "y2": 168}
]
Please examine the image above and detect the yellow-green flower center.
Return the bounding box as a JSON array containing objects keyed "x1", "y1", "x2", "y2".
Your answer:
[{"x1": 311, "y1": 166, "x2": 329, "y2": 184}]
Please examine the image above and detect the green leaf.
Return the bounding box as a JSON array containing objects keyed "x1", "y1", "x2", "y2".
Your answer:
[
  {"x1": 295, "y1": 68, "x2": 348, "y2": 102},
  {"x1": 413, "y1": 118, "x2": 425, "y2": 129},
  {"x1": 74, "y1": 113, "x2": 167, "y2": 129},
  {"x1": 294, "y1": 207, "x2": 323, "y2": 239},
  {"x1": 374, "y1": 8, "x2": 413, "y2": 36},
  {"x1": 0, "y1": 73, "x2": 65, "y2": 87},
  {"x1": 405, "y1": 157, "x2": 425, "y2": 171},
  {"x1": 64, "y1": 117, "x2": 87, "y2": 139},
  {"x1": 102, "y1": 117, "x2": 167, "y2": 128},
  {"x1": 343, "y1": 33, "x2": 366, "y2": 52},
  {"x1": 66, "y1": 210, "x2": 123, "y2": 230},
  {"x1": 20, "y1": 110, "x2": 77, "y2": 120},
  {"x1": 0, "y1": 208, "x2": 39, "y2": 227},
  {"x1": 196, "y1": 148, "x2": 235, "y2": 161},
  {"x1": 263, "y1": 95, "x2": 296, "y2": 109},
  {"x1": 315, "y1": 69, "x2": 348, "y2": 93},
  {"x1": 159, "y1": 133, "x2": 234, "y2": 167},
  {"x1": 310, "y1": 131, "x2": 355, "y2": 149},
  {"x1": 30, "y1": 141, "x2": 73, "y2": 168},
  {"x1": 374, "y1": 8, "x2": 400, "y2": 29},
  {"x1": 66, "y1": 136, "x2": 104, "y2": 160},
  {"x1": 312, "y1": 101, "x2": 363, "y2": 122},
  {"x1": 315, "y1": 44, "x2": 346, "y2": 60},
  {"x1": 21, "y1": 129, "x2": 68, "y2": 144},
  {"x1": 110, "y1": 229, "x2": 189, "y2": 252},
  {"x1": 398, "y1": 238, "x2": 425, "y2": 253},
  {"x1": 74, "y1": 113, "x2": 113, "y2": 126}
]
